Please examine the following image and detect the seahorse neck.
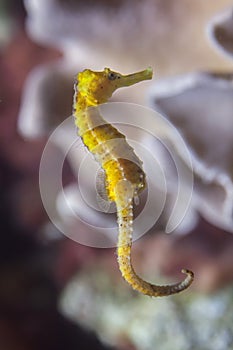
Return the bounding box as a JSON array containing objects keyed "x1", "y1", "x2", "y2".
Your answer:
[{"x1": 74, "y1": 92, "x2": 102, "y2": 134}]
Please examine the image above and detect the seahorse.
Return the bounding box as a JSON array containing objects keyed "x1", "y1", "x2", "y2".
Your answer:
[{"x1": 73, "y1": 67, "x2": 194, "y2": 297}]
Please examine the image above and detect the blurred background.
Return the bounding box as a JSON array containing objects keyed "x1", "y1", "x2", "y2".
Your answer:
[{"x1": 0, "y1": 0, "x2": 233, "y2": 349}]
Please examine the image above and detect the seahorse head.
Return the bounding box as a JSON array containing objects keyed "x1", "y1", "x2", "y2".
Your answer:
[{"x1": 76, "y1": 67, "x2": 153, "y2": 105}]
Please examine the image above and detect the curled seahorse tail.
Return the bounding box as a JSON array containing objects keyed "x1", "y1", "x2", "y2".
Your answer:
[
  {"x1": 150, "y1": 269, "x2": 194, "y2": 296},
  {"x1": 116, "y1": 181, "x2": 194, "y2": 297}
]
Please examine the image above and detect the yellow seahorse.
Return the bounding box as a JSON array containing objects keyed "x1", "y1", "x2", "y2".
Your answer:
[{"x1": 73, "y1": 67, "x2": 194, "y2": 297}]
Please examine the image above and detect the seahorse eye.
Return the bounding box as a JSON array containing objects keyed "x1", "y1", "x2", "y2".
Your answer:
[{"x1": 108, "y1": 72, "x2": 118, "y2": 81}]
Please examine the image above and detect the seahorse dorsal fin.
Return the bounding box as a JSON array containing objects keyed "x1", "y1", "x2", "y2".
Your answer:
[{"x1": 96, "y1": 168, "x2": 116, "y2": 213}]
